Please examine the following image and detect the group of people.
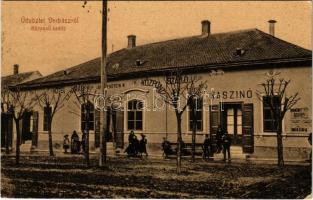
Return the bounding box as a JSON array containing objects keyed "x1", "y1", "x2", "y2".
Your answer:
[
  {"x1": 203, "y1": 125, "x2": 232, "y2": 162},
  {"x1": 64, "y1": 127, "x2": 232, "y2": 161},
  {"x1": 125, "y1": 131, "x2": 148, "y2": 157},
  {"x1": 63, "y1": 131, "x2": 87, "y2": 154},
  {"x1": 161, "y1": 125, "x2": 232, "y2": 162}
]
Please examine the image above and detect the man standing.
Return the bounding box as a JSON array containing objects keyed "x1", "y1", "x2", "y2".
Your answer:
[
  {"x1": 203, "y1": 134, "x2": 211, "y2": 160},
  {"x1": 139, "y1": 134, "x2": 148, "y2": 157},
  {"x1": 216, "y1": 125, "x2": 223, "y2": 153},
  {"x1": 222, "y1": 131, "x2": 232, "y2": 162},
  {"x1": 162, "y1": 137, "x2": 172, "y2": 159}
]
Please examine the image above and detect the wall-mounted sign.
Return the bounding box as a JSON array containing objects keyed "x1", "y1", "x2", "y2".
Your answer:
[
  {"x1": 107, "y1": 83, "x2": 125, "y2": 89},
  {"x1": 290, "y1": 107, "x2": 311, "y2": 133},
  {"x1": 290, "y1": 107, "x2": 309, "y2": 119},
  {"x1": 210, "y1": 89, "x2": 253, "y2": 100}
]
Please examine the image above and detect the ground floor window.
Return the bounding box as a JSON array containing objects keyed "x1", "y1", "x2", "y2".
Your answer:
[
  {"x1": 263, "y1": 96, "x2": 280, "y2": 132},
  {"x1": 81, "y1": 102, "x2": 95, "y2": 131},
  {"x1": 188, "y1": 98, "x2": 203, "y2": 131},
  {"x1": 43, "y1": 106, "x2": 52, "y2": 131},
  {"x1": 127, "y1": 100, "x2": 143, "y2": 131}
]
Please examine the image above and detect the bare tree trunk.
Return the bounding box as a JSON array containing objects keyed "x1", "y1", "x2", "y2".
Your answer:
[
  {"x1": 5, "y1": 135, "x2": 10, "y2": 154},
  {"x1": 5, "y1": 115, "x2": 10, "y2": 154},
  {"x1": 15, "y1": 119, "x2": 21, "y2": 166},
  {"x1": 276, "y1": 120, "x2": 284, "y2": 168},
  {"x1": 85, "y1": 106, "x2": 90, "y2": 167},
  {"x1": 191, "y1": 108, "x2": 196, "y2": 163},
  {"x1": 176, "y1": 114, "x2": 182, "y2": 174},
  {"x1": 48, "y1": 117, "x2": 54, "y2": 156}
]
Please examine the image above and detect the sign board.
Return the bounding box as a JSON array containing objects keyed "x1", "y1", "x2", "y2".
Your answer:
[{"x1": 290, "y1": 107, "x2": 311, "y2": 133}]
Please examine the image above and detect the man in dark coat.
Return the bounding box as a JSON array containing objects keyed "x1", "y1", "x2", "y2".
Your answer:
[
  {"x1": 222, "y1": 131, "x2": 232, "y2": 162},
  {"x1": 128, "y1": 130, "x2": 135, "y2": 144},
  {"x1": 139, "y1": 134, "x2": 148, "y2": 157},
  {"x1": 162, "y1": 137, "x2": 172, "y2": 159},
  {"x1": 71, "y1": 131, "x2": 79, "y2": 154},
  {"x1": 203, "y1": 134, "x2": 211, "y2": 160},
  {"x1": 81, "y1": 132, "x2": 86, "y2": 153},
  {"x1": 125, "y1": 130, "x2": 137, "y2": 157},
  {"x1": 216, "y1": 125, "x2": 223, "y2": 153}
]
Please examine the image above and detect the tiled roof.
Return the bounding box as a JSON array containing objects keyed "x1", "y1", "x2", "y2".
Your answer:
[
  {"x1": 2, "y1": 71, "x2": 42, "y2": 88},
  {"x1": 20, "y1": 29, "x2": 311, "y2": 88}
]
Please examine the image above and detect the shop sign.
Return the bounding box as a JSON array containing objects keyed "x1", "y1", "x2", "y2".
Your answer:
[
  {"x1": 210, "y1": 89, "x2": 253, "y2": 100},
  {"x1": 107, "y1": 83, "x2": 125, "y2": 89},
  {"x1": 290, "y1": 107, "x2": 311, "y2": 133}
]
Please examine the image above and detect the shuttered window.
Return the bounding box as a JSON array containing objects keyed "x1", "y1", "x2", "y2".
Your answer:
[
  {"x1": 188, "y1": 98, "x2": 203, "y2": 131},
  {"x1": 43, "y1": 106, "x2": 52, "y2": 131},
  {"x1": 263, "y1": 96, "x2": 280, "y2": 132},
  {"x1": 81, "y1": 102, "x2": 95, "y2": 131}
]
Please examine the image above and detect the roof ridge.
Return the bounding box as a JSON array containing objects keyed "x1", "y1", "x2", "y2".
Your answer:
[
  {"x1": 113, "y1": 28, "x2": 260, "y2": 52},
  {"x1": 255, "y1": 28, "x2": 312, "y2": 52},
  {"x1": 2, "y1": 70, "x2": 40, "y2": 78}
]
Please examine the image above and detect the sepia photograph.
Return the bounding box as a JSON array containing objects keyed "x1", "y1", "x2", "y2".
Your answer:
[{"x1": 1, "y1": 0, "x2": 312, "y2": 198}]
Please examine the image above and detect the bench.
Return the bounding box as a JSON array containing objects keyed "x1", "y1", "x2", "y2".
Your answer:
[{"x1": 163, "y1": 142, "x2": 204, "y2": 158}]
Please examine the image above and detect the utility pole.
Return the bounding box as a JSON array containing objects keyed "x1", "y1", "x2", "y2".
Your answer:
[{"x1": 99, "y1": 0, "x2": 108, "y2": 166}]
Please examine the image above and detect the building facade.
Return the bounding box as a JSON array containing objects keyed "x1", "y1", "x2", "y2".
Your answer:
[
  {"x1": 16, "y1": 20, "x2": 312, "y2": 160},
  {"x1": 1, "y1": 65, "x2": 42, "y2": 151}
]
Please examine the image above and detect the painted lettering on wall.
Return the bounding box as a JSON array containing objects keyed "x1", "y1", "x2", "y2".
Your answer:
[
  {"x1": 290, "y1": 107, "x2": 311, "y2": 133},
  {"x1": 107, "y1": 83, "x2": 125, "y2": 89},
  {"x1": 210, "y1": 89, "x2": 253, "y2": 99}
]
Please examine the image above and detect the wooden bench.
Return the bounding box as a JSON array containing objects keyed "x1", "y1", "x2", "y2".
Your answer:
[{"x1": 163, "y1": 142, "x2": 204, "y2": 158}]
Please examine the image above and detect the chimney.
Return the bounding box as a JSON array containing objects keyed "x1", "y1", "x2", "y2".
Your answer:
[
  {"x1": 127, "y1": 35, "x2": 136, "y2": 48},
  {"x1": 268, "y1": 19, "x2": 277, "y2": 36},
  {"x1": 13, "y1": 64, "x2": 19, "y2": 75},
  {"x1": 201, "y1": 20, "x2": 211, "y2": 36}
]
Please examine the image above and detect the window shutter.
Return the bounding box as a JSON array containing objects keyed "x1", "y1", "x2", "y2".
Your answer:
[
  {"x1": 209, "y1": 105, "x2": 220, "y2": 153},
  {"x1": 94, "y1": 109, "x2": 100, "y2": 148},
  {"x1": 31, "y1": 112, "x2": 39, "y2": 147},
  {"x1": 242, "y1": 103, "x2": 254, "y2": 153},
  {"x1": 106, "y1": 109, "x2": 112, "y2": 142},
  {"x1": 115, "y1": 110, "x2": 124, "y2": 148}
]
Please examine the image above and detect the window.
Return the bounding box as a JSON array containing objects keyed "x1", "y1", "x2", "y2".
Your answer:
[
  {"x1": 127, "y1": 100, "x2": 143, "y2": 131},
  {"x1": 43, "y1": 106, "x2": 52, "y2": 131},
  {"x1": 226, "y1": 107, "x2": 242, "y2": 135},
  {"x1": 188, "y1": 98, "x2": 203, "y2": 131},
  {"x1": 263, "y1": 96, "x2": 280, "y2": 132},
  {"x1": 81, "y1": 102, "x2": 95, "y2": 131}
]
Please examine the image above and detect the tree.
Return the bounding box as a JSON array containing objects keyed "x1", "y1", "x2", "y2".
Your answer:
[
  {"x1": 34, "y1": 88, "x2": 70, "y2": 156},
  {"x1": 256, "y1": 75, "x2": 300, "y2": 168},
  {"x1": 150, "y1": 69, "x2": 207, "y2": 173},
  {"x1": 71, "y1": 84, "x2": 98, "y2": 167},
  {"x1": 1, "y1": 87, "x2": 37, "y2": 165}
]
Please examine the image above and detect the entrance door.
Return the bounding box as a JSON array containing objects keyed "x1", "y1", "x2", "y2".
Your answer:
[
  {"x1": 114, "y1": 110, "x2": 124, "y2": 148},
  {"x1": 22, "y1": 111, "x2": 33, "y2": 143},
  {"x1": 221, "y1": 104, "x2": 242, "y2": 145},
  {"x1": 1, "y1": 113, "x2": 13, "y2": 149}
]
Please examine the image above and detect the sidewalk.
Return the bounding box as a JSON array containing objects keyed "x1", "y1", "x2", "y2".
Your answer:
[{"x1": 3, "y1": 148, "x2": 311, "y2": 166}]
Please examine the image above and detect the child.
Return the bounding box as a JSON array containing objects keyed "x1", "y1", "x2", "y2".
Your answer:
[{"x1": 63, "y1": 135, "x2": 70, "y2": 153}]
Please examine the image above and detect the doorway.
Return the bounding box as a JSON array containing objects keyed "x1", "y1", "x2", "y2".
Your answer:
[
  {"x1": 22, "y1": 111, "x2": 33, "y2": 143},
  {"x1": 221, "y1": 103, "x2": 243, "y2": 145},
  {"x1": 1, "y1": 113, "x2": 13, "y2": 149}
]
